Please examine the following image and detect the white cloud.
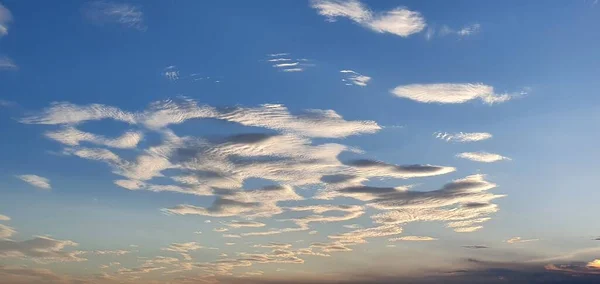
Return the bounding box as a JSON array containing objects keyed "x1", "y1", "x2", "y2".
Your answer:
[
  {"x1": 0, "y1": 215, "x2": 9, "y2": 221},
  {"x1": 84, "y1": 1, "x2": 146, "y2": 31},
  {"x1": 391, "y1": 83, "x2": 517, "y2": 104},
  {"x1": 46, "y1": 127, "x2": 143, "y2": 148},
  {"x1": 16, "y1": 175, "x2": 51, "y2": 190},
  {"x1": 87, "y1": 249, "x2": 130, "y2": 256},
  {"x1": 434, "y1": 132, "x2": 492, "y2": 143},
  {"x1": 0, "y1": 3, "x2": 12, "y2": 37},
  {"x1": 0, "y1": 57, "x2": 17, "y2": 70},
  {"x1": 282, "y1": 68, "x2": 304, "y2": 72},
  {"x1": 213, "y1": 227, "x2": 229, "y2": 232},
  {"x1": 389, "y1": 236, "x2": 437, "y2": 241},
  {"x1": 506, "y1": 237, "x2": 539, "y2": 244},
  {"x1": 311, "y1": 0, "x2": 426, "y2": 37},
  {"x1": 329, "y1": 225, "x2": 403, "y2": 244},
  {"x1": 340, "y1": 70, "x2": 371, "y2": 87},
  {"x1": 456, "y1": 151, "x2": 511, "y2": 163}
]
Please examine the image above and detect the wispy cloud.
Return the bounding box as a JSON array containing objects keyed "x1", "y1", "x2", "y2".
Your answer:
[
  {"x1": 84, "y1": 1, "x2": 146, "y2": 31},
  {"x1": 340, "y1": 69, "x2": 371, "y2": 87},
  {"x1": 16, "y1": 174, "x2": 51, "y2": 190},
  {"x1": 0, "y1": 56, "x2": 17, "y2": 70},
  {"x1": 0, "y1": 3, "x2": 12, "y2": 37},
  {"x1": 462, "y1": 245, "x2": 489, "y2": 249},
  {"x1": 435, "y1": 132, "x2": 492, "y2": 143},
  {"x1": 456, "y1": 152, "x2": 511, "y2": 163},
  {"x1": 0, "y1": 236, "x2": 85, "y2": 262},
  {"x1": 440, "y1": 23, "x2": 481, "y2": 37},
  {"x1": 506, "y1": 237, "x2": 539, "y2": 244},
  {"x1": 267, "y1": 53, "x2": 313, "y2": 72},
  {"x1": 392, "y1": 83, "x2": 522, "y2": 104},
  {"x1": 311, "y1": 0, "x2": 426, "y2": 37},
  {"x1": 163, "y1": 65, "x2": 179, "y2": 81}
]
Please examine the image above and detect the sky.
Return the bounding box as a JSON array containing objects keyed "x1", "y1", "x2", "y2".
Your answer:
[{"x1": 1, "y1": 0, "x2": 600, "y2": 283}]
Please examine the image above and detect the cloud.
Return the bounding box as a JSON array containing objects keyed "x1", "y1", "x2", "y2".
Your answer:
[
  {"x1": 16, "y1": 175, "x2": 51, "y2": 190},
  {"x1": 253, "y1": 243, "x2": 292, "y2": 249},
  {"x1": 505, "y1": 237, "x2": 539, "y2": 244},
  {"x1": 0, "y1": 236, "x2": 85, "y2": 262},
  {"x1": 163, "y1": 185, "x2": 303, "y2": 218},
  {"x1": 223, "y1": 221, "x2": 266, "y2": 228},
  {"x1": 0, "y1": 56, "x2": 17, "y2": 70},
  {"x1": 0, "y1": 3, "x2": 12, "y2": 37},
  {"x1": 87, "y1": 249, "x2": 131, "y2": 255},
  {"x1": 164, "y1": 66, "x2": 179, "y2": 81},
  {"x1": 163, "y1": 242, "x2": 204, "y2": 261},
  {"x1": 440, "y1": 23, "x2": 481, "y2": 37},
  {"x1": 340, "y1": 70, "x2": 371, "y2": 87},
  {"x1": 389, "y1": 236, "x2": 437, "y2": 242},
  {"x1": 0, "y1": 224, "x2": 15, "y2": 239},
  {"x1": 84, "y1": 1, "x2": 146, "y2": 31},
  {"x1": 45, "y1": 127, "x2": 143, "y2": 148},
  {"x1": 329, "y1": 224, "x2": 403, "y2": 244},
  {"x1": 434, "y1": 132, "x2": 492, "y2": 143},
  {"x1": 462, "y1": 245, "x2": 489, "y2": 249},
  {"x1": 213, "y1": 227, "x2": 229, "y2": 232},
  {"x1": 391, "y1": 83, "x2": 520, "y2": 104},
  {"x1": 0, "y1": 215, "x2": 9, "y2": 221},
  {"x1": 267, "y1": 53, "x2": 314, "y2": 73},
  {"x1": 311, "y1": 0, "x2": 425, "y2": 37},
  {"x1": 456, "y1": 152, "x2": 511, "y2": 163},
  {"x1": 588, "y1": 259, "x2": 600, "y2": 269},
  {"x1": 0, "y1": 265, "x2": 66, "y2": 283}
]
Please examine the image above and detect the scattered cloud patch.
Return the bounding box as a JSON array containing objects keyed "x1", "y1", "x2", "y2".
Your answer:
[
  {"x1": 0, "y1": 224, "x2": 15, "y2": 239},
  {"x1": 440, "y1": 23, "x2": 481, "y2": 37},
  {"x1": 0, "y1": 236, "x2": 85, "y2": 262},
  {"x1": 84, "y1": 1, "x2": 146, "y2": 31},
  {"x1": 311, "y1": 0, "x2": 426, "y2": 37},
  {"x1": 456, "y1": 152, "x2": 511, "y2": 163},
  {"x1": 267, "y1": 53, "x2": 314, "y2": 72},
  {"x1": 434, "y1": 132, "x2": 492, "y2": 143},
  {"x1": 462, "y1": 245, "x2": 489, "y2": 249},
  {"x1": 0, "y1": 215, "x2": 9, "y2": 221},
  {"x1": 391, "y1": 83, "x2": 524, "y2": 104},
  {"x1": 340, "y1": 70, "x2": 371, "y2": 87},
  {"x1": 16, "y1": 175, "x2": 51, "y2": 190}
]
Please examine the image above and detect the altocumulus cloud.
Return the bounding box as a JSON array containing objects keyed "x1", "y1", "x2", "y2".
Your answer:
[
  {"x1": 311, "y1": 0, "x2": 426, "y2": 37},
  {"x1": 391, "y1": 83, "x2": 522, "y2": 104},
  {"x1": 16, "y1": 174, "x2": 51, "y2": 190},
  {"x1": 456, "y1": 151, "x2": 511, "y2": 163}
]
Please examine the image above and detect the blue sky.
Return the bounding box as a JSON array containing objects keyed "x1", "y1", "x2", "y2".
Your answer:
[{"x1": 1, "y1": 1, "x2": 600, "y2": 283}]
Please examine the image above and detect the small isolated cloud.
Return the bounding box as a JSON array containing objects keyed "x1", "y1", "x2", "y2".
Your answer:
[
  {"x1": 311, "y1": 0, "x2": 426, "y2": 37},
  {"x1": 0, "y1": 3, "x2": 12, "y2": 37},
  {"x1": 340, "y1": 70, "x2": 371, "y2": 87},
  {"x1": 389, "y1": 236, "x2": 437, "y2": 242},
  {"x1": 267, "y1": 53, "x2": 313, "y2": 72},
  {"x1": 434, "y1": 132, "x2": 492, "y2": 143},
  {"x1": 0, "y1": 214, "x2": 9, "y2": 221},
  {"x1": 440, "y1": 23, "x2": 481, "y2": 37},
  {"x1": 0, "y1": 57, "x2": 17, "y2": 70},
  {"x1": 164, "y1": 66, "x2": 179, "y2": 81},
  {"x1": 462, "y1": 245, "x2": 489, "y2": 249},
  {"x1": 392, "y1": 83, "x2": 521, "y2": 104},
  {"x1": 456, "y1": 151, "x2": 511, "y2": 163},
  {"x1": 84, "y1": 1, "x2": 146, "y2": 31},
  {"x1": 16, "y1": 175, "x2": 51, "y2": 190},
  {"x1": 213, "y1": 227, "x2": 229, "y2": 232},
  {"x1": 506, "y1": 237, "x2": 539, "y2": 244}
]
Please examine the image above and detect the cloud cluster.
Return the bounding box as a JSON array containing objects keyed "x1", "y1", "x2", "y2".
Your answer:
[
  {"x1": 391, "y1": 83, "x2": 519, "y2": 104},
  {"x1": 84, "y1": 1, "x2": 146, "y2": 31},
  {"x1": 15, "y1": 174, "x2": 51, "y2": 190},
  {"x1": 311, "y1": 0, "x2": 426, "y2": 37},
  {"x1": 340, "y1": 70, "x2": 371, "y2": 87},
  {"x1": 434, "y1": 132, "x2": 492, "y2": 143}
]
